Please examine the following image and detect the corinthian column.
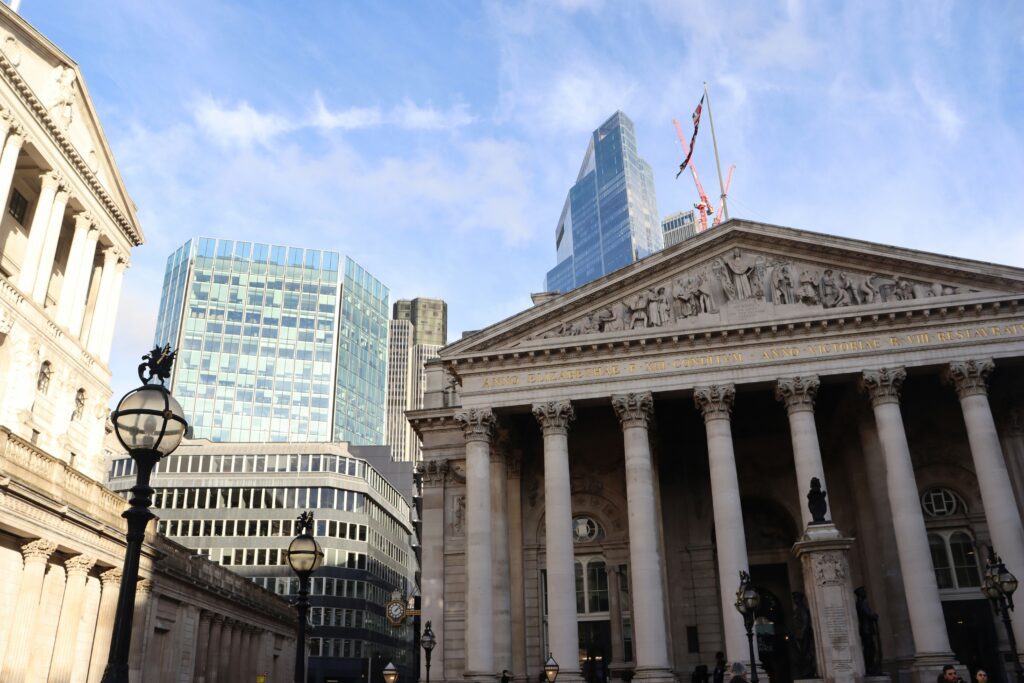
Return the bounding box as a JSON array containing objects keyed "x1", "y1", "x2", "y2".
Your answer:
[
  {"x1": 0, "y1": 538, "x2": 57, "y2": 682},
  {"x1": 945, "y1": 359, "x2": 1024, "y2": 641},
  {"x1": 533, "y1": 400, "x2": 582, "y2": 682},
  {"x1": 194, "y1": 611, "x2": 212, "y2": 683},
  {"x1": 48, "y1": 555, "x2": 96, "y2": 683},
  {"x1": 861, "y1": 368, "x2": 953, "y2": 669},
  {"x1": 0, "y1": 128, "x2": 24, "y2": 210},
  {"x1": 17, "y1": 172, "x2": 61, "y2": 294},
  {"x1": 205, "y1": 615, "x2": 224, "y2": 683},
  {"x1": 491, "y1": 440, "x2": 512, "y2": 672},
  {"x1": 31, "y1": 188, "x2": 70, "y2": 304},
  {"x1": 775, "y1": 376, "x2": 828, "y2": 528},
  {"x1": 86, "y1": 247, "x2": 118, "y2": 357},
  {"x1": 454, "y1": 407, "x2": 497, "y2": 680},
  {"x1": 694, "y1": 384, "x2": 752, "y2": 665},
  {"x1": 55, "y1": 214, "x2": 92, "y2": 327},
  {"x1": 87, "y1": 568, "x2": 121, "y2": 683},
  {"x1": 612, "y1": 393, "x2": 673, "y2": 682}
]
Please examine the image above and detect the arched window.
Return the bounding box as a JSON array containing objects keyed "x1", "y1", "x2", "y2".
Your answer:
[
  {"x1": 72, "y1": 388, "x2": 86, "y2": 421},
  {"x1": 36, "y1": 361, "x2": 52, "y2": 394},
  {"x1": 921, "y1": 488, "x2": 967, "y2": 517},
  {"x1": 928, "y1": 530, "x2": 982, "y2": 591}
]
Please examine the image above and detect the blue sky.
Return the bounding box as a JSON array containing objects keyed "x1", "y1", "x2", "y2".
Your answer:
[{"x1": 20, "y1": 1, "x2": 1024, "y2": 398}]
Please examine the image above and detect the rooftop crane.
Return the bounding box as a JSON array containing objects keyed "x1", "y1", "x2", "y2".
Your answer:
[
  {"x1": 712, "y1": 164, "x2": 735, "y2": 226},
  {"x1": 673, "y1": 118, "x2": 714, "y2": 233}
]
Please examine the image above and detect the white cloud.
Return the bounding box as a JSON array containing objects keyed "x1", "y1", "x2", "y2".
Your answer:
[
  {"x1": 391, "y1": 99, "x2": 476, "y2": 130},
  {"x1": 312, "y1": 92, "x2": 382, "y2": 130},
  {"x1": 192, "y1": 96, "x2": 293, "y2": 148},
  {"x1": 913, "y1": 78, "x2": 964, "y2": 142}
]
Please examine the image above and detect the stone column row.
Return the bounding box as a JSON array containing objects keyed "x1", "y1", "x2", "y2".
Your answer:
[{"x1": 193, "y1": 613, "x2": 270, "y2": 683}]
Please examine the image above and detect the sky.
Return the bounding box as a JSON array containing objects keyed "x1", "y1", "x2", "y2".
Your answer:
[{"x1": 18, "y1": 0, "x2": 1024, "y2": 399}]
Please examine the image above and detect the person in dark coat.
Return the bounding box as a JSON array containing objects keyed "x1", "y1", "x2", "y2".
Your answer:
[{"x1": 712, "y1": 652, "x2": 727, "y2": 683}]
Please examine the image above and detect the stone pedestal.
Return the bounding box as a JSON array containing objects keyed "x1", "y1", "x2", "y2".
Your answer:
[{"x1": 792, "y1": 523, "x2": 867, "y2": 683}]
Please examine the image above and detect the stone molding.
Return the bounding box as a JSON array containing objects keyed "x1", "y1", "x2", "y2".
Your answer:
[
  {"x1": 861, "y1": 367, "x2": 907, "y2": 406},
  {"x1": 775, "y1": 375, "x2": 820, "y2": 413},
  {"x1": 417, "y1": 459, "x2": 453, "y2": 488},
  {"x1": 65, "y1": 554, "x2": 96, "y2": 576},
  {"x1": 21, "y1": 537, "x2": 56, "y2": 562},
  {"x1": 694, "y1": 384, "x2": 735, "y2": 421},
  {"x1": 611, "y1": 392, "x2": 654, "y2": 428},
  {"x1": 453, "y1": 407, "x2": 496, "y2": 443},
  {"x1": 99, "y1": 567, "x2": 122, "y2": 586},
  {"x1": 532, "y1": 400, "x2": 576, "y2": 435},
  {"x1": 137, "y1": 578, "x2": 152, "y2": 594},
  {"x1": 943, "y1": 359, "x2": 994, "y2": 400}
]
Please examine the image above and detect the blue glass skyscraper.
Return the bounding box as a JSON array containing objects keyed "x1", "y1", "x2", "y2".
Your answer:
[
  {"x1": 545, "y1": 111, "x2": 662, "y2": 293},
  {"x1": 154, "y1": 238, "x2": 389, "y2": 445}
]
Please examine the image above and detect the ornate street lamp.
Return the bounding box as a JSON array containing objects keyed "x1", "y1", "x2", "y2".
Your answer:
[
  {"x1": 421, "y1": 620, "x2": 437, "y2": 683},
  {"x1": 544, "y1": 654, "x2": 559, "y2": 683},
  {"x1": 734, "y1": 570, "x2": 761, "y2": 683},
  {"x1": 983, "y1": 550, "x2": 1024, "y2": 683},
  {"x1": 287, "y1": 510, "x2": 324, "y2": 683},
  {"x1": 383, "y1": 661, "x2": 399, "y2": 683},
  {"x1": 101, "y1": 345, "x2": 188, "y2": 683}
]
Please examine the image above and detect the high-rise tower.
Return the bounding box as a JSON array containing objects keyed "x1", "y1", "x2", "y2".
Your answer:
[
  {"x1": 393, "y1": 297, "x2": 447, "y2": 346},
  {"x1": 545, "y1": 111, "x2": 661, "y2": 293}
]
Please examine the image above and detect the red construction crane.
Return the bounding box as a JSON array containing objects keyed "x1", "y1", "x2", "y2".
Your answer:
[
  {"x1": 673, "y1": 118, "x2": 714, "y2": 232},
  {"x1": 713, "y1": 164, "x2": 735, "y2": 226}
]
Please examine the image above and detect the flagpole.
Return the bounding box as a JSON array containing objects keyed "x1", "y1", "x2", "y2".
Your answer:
[{"x1": 703, "y1": 81, "x2": 729, "y2": 221}]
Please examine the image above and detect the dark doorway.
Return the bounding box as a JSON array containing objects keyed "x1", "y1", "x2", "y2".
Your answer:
[
  {"x1": 578, "y1": 620, "x2": 611, "y2": 683},
  {"x1": 943, "y1": 599, "x2": 1005, "y2": 682},
  {"x1": 750, "y1": 564, "x2": 794, "y2": 683}
]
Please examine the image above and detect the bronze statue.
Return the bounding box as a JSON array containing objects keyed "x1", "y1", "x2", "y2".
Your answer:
[
  {"x1": 807, "y1": 477, "x2": 828, "y2": 524},
  {"x1": 855, "y1": 586, "x2": 883, "y2": 675},
  {"x1": 790, "y1": 591, "x2": 817, "y2": 678}
]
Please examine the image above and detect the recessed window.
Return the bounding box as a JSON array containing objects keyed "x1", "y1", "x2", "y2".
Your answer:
[
  {"x1": 929, "y1": 530, "x2": 982, "y2": 590},
  {"x1": 8, "y1": 189, "x2": 27, "y2": 224}
]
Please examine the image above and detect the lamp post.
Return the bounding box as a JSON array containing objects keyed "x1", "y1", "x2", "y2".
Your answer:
[
  {"x1": 421, "y1": 620, "x2": 436, "y2": 683},
  {"x1": 734, "y1": 570, "x2": 761, "y2": 683},
  {"x1": 287, "y1": 510, "x2": 325, "y2": 683},
  {"x1": 101, "y1": 346, "x2": 188, "y2": 683},
  {"x1": 383, "y1": 661, "x2": 399, "y2": 683},
  {"x1": 544, "y1": 654, "x2": 559, "y2": 683},
  {"x1": 982, "y1": 550, "x2": 1024, "y2": 683}
]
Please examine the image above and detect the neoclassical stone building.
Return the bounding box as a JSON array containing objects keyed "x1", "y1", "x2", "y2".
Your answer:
[
  {"x1": 0, "y1": 6, "x2": 297, "y2": 682},
  {"x1": 410, "y1": 219, "x2": 1024, "y2": 683}
]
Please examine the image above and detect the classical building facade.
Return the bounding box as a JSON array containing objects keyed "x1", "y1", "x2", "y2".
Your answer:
[
  {"x1": 0, "y1": 7, "x2": 297, "y2": 682},
  {"x1": 411, "y1": 220, "x2": 1024, "y2": 683}
]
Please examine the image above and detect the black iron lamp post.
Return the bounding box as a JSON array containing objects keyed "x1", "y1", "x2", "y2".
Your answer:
[
  {"x1": 544, "y1": 654, "x2": 559, "y2": 683},
  {"x1": 383, "y1": 661, "x2": 399, "y2": 683},
  {"x1": 287, "y1": 510, "x2": 325, "y2": 683},
  {"x1": 734, "y1": 570, "x2": 761, "y2": 683},
  {"x1": 101, "y1": 346, "x2": 188, "y2": 683},
  {"x1": 983, "y1": 550, "x2": 1024, "y2": 683},
  {"x1": 421, "y1": 620, "x2": 437, "y2": 683}
]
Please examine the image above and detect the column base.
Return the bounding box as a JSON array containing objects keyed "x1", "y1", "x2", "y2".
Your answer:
[
  {"x1": 631, "y1": 666, "x2": 677, "y2": 683},
  {"x1": 464, "y1": 670, "x2": 499, "y2": 683},
  {"x1": 908, "y1": 653, "x2": 963, "y2": 683},
  {"x1": 864, "y1": 676, "x2": 892, "y2": 683}
]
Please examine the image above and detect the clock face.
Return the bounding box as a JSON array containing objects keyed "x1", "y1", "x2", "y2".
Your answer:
[{"x1": 387, "y1": 602, "x2": 404, "y2": 622}]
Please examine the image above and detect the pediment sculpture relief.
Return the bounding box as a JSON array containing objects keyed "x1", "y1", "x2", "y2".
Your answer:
[{"x1": 533, "y1": 247, "x2": 982, "y2": 340}]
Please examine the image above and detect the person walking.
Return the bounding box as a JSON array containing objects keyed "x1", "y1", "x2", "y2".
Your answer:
[
  {"x1": 712, "y1": 652, "x2": 727, "y2": 683},
  {"x1": 728, "y1": 662, "x2": 748, "y2": 683}
]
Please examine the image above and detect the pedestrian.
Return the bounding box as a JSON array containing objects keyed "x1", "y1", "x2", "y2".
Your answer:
[
  {"x1": 937, "y1": 665, "x2": 963, "y2": 683},
  {"x1": 974, "y1": 670, "x2": 988, "y2": 683},
  {"x1": 712, "y1": 652, "x2": 727, "y2": 683},
  {"x1": 502, "y1": 671, "x2": 511, "y2": 683},
  {"x1": 728, "y1": 662, "x2": 748, "y2": 683}
]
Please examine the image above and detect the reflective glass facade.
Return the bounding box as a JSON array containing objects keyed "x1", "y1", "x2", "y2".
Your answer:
[
  {"x1": 154, "y1": 239, "x2": 389, "y2": 445},
  {"x1": 545, "y1": 111, "x2": 661, "y2": 292}
]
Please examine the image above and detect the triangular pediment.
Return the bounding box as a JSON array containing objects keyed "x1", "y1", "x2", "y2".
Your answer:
[
  {"x1": 0, "y1": 6, "x2": 142, "y2": 242},
  {"x1": 445, "y1": 220, "x2": 1024, "y2": 357}
]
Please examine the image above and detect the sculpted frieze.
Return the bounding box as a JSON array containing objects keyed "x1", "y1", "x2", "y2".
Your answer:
[{"x1": 531, "y1": 247, "x2": 982, "y2": 340}]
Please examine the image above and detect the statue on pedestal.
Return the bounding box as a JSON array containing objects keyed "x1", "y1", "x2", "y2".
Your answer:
[
  {"x1": 807, "y1": 477, "x2": 828, "y2": 524},
  {"x1": 790, "y1": 591, "x2": 817, "y2": 678}
]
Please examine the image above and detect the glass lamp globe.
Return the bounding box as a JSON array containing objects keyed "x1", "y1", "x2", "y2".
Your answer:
[
  {"x1": 983, "y1": 575, "x2": 1001, "y2": 600},
  {"x1": 112, "y1": 384, "x2": 187, "y2": 456},
  {"x1": 544, "y1": 654, "x2": 559, "y2": 683},
  {"x1": 286, "y1": 533, "x2": 324, "y2": 574},
  {"x1": 382, "y1": 661, "x2": 399, "y2": 683},
  {"x1": 421, "y1": 622, "x2": 436, "y2": 652},
  {"x1": 743, "y1": 586, "x2": 761, "y2": 612},
  {"x1": 999, "y1": 567, "x2": 1019, "y2": 597}
]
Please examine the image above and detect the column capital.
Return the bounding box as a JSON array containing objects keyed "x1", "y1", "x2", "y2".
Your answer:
[
  {"x1": 39, "y1": 170, "x2": 63, "y2": 191},
  {"x1": 861, "y1": 367, "x2": 907, "y2": 406},
  {"x1": 136, "y1": 578, "x2": 153, "y2": 594},
  {"x1": 5, "y1": 129, "x2": 25, "y2": 147},
  {"x1": 454, "y1": 407, "x2": 496, "y2": 443},
  {"x1": 211, "y1": 613, "x2": 226, "y2": 624},
  {"x1": 775, "y1": 375, "x2": 820, "y2": 413},
  {"x1": 65, "y1": 555, "x2": 96, "y2": 577},
  {"x1": 53, "y1": 188, "x2": 70, "y2": 205},
  {"x1": 532, "y1": 400, "x2": 576, "y2": 435},
  {"x1": 198, "y1": 609, "x2": 214, "y2": 623},
  {"x1": 612, "y1": 392, "x2": 654, "y2": 428},
  {"x1": 100, "y1": 567, "x2": 122, "y2": 586},
  {"x1": 21, "y1": 538, "x2": 57, "y2": 562},
  {"x1": 943, "y1": 359, "x2": 994, "y2": 399},
  {"x1": 694, "y1": 384, "x2": 735, "y2": 421},
  {"x1": 73, "y1": 211, "x2": 95, "y2": 230},
  {"x1": 100, "y1": 245, "x2": 119, "y2": 265}
]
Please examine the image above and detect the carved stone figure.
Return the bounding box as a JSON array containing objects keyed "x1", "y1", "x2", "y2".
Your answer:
[
  {"x1": 773, "y1": 265, "x2": 794, "y2": 304},
  {"x1": 711, "y1": 259, "x2": 737, "y2": 301},
  {"x1": 859, "y1": 274, "x2": 880, "y2": 304},
  {"x1": 791, "y1": 591, "x2": 817, "y2": 678},
  {"x1": 49, "y1": 65, "x2": 77, "y2": 130},
  {"x1": 452, "y1": 495, "x2": 466, "y2": 536},
  {"x1": 838, "y1": 271, "x2": 859, "y2": 305},
  {"x1": 723, "y1": 248, "x2": 759, "y2": 300},
  {"x1": 36, "y1": 361, "x2": 52, "y2": 394},
  {"x1": 819, "y1": 269, "x2": 851, "y2": 308},
  {"x1": 796, "y1": 270, "x2": 820, "y2": 305},
  {"x1": 892, "y1": 277, "x2": 915, "y2": 301},
  {"x1": 807, "y1": 477, "x2": 828, "y2": 523},
  {"x1": 656, "y1": 287, "x2": 672, "y2": 326},
  {"x1": 647, "y1": 287, "x2": 666, "y2": 327},
  {"x1": 626, "y1": 290, "x2": 650, "y2": 329},
  {"x1": 855, "y1": 586, "x2": 883, "y2": 675}
]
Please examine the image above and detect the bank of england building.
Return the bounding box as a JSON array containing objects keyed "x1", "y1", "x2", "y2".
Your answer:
[{"x1": 411, "y1": 220, "x2": 1024, "y2": 683}]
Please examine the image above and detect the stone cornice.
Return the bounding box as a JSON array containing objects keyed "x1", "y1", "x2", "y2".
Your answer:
[
  {"x1": 0, "y1": 53, "x2": 142, "y2": 246},
  {"x1": 943, "y1": 359, "x2": 994, "y2": 399},
  {"x1": 406, "y1": 409, "x2": 459, "y2": 436},
  {"x1": 532, "y1": 400, "x2": 576, "y2": 435}
]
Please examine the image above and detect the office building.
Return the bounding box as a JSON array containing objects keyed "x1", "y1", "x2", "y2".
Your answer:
[
  {"x1": 544, "y1": 111, "x2": 661, "y2": 293},
  {"x1": 393, "y1": 297, "x2": 447, "y2": 346},
  {"x1": 108, "y1": 440, "x2": 418, "y2": 682},
  {"x1": 385, "y1": 319, "x2": 414, "y2": 461},
  {"x1": 154, "y1": 239, "x2": 390, "y2": 445},
  {"x1": 661, "y1": 209, "x2": 697, "y2": 247}
]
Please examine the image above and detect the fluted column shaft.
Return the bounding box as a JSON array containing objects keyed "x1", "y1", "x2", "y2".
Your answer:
[
  {"x1": 695, "y1": 384, "x2": 751, "y2": 663},
  {"x1": 1, "y1": 539, "x2": 57, "y2": 682},
  {"x1": 0, "y1": 129, "x2": 24, "y2": 210},
  {"x1": 491, "y1": 445, "x2": 512, "y2": 672},
  {"x1": 862, "y1": 368, "x2": 952, "y2": 655},
  {"x1": 946, "y1": 359, "x2": 1024, "y2": 642},
  {"x1": 533, "y1": 401, "x2": 582, "y2": 680},
  {"x1": 194, "y1": 611, "x2": 212, "y2": 683},
  {"x1": 48, "y1": 555, "x2": 96, "y2": 683},
  {"x1": 507, "y1": 454, "x2": 528, "y2": 679},
  {"x1": 606, "y1": 566, "x2": 625, "y2": 666},
  {"x1": 86, "y1": 248, "x2": 118, "y2": 356},
  {"x1": 238, "y1": 628, "x2": 252, "y2": 683},
  {"x1": 455, "y1": 407, "x2": 496, "y2": 679},
  {"x1": 87, "y1": 569, "x2": 122, "y2": 683},
  {"x1": 31, "y1": 188, "x2": 70, "y2": 304},
  {"x1": 67, "y1": 226, "x2": 99, "y2": 336},
  {"x1": 229, "y1": 621, "x2": 243, "y2": 681},
  {"x1": 55, "y1": 214, "x2": 92, "y2": 326},
  {"x1": 611, "y1": 392, "x2": 672, "y2": 677},
  {"x1": 776, "y1": 376, "x2": 828, "y2": 528},
  {"x1": 17, "y1": 172, "x2": 60, "y2": 294},
  {"x1": 96, "y1": 258, "x2": 126, "y2": 362},
  {"x1": 205, "y1": 616, "x2": 224, "y2": 683}
]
